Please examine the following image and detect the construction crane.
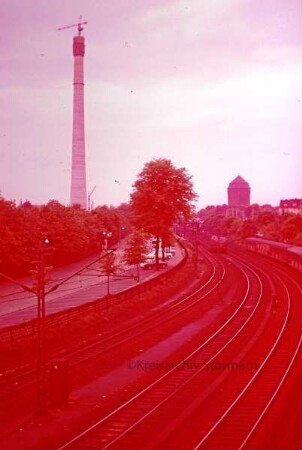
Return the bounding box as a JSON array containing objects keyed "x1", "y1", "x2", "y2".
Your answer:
[
  {"x1": 88, "y1": 185, "x2": 96, "y2": 211},
  {"x1": 58, "y1": 15, "x2": 87, "y2": 36}
]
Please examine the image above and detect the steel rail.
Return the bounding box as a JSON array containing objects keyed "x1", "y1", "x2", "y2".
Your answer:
[
  {"x1": 0, "y1": 247, "x2": 221, "y2": 399},
  {"x1": 56, "y1": 256, "x2": 258, "y2": 450},
  {"x1": 192, "y1": 255, "x2": 292, "y2": 448},
  {"x1": 190, "y1": 253, "x2": 301, "y2": 450},
  {"x1": 0, "y1": 247, "x2": 231, "y2": 442},
  {"x1": 237, "y1": 266, "x2": 302, "y2": 450},
  {"x1": 100, "y1": 258, "x2": 264, "y2": 450},
  {"x1": 66, "y1": 249, "x2": 225, "y2": 367},
  {"x1": 239, "y1": 336, "x2": 301, "y2": 450}
]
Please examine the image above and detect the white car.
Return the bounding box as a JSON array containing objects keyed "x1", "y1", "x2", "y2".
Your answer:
[{"x1": 140, "y1": 259, "x2": 168, "y2": 270}]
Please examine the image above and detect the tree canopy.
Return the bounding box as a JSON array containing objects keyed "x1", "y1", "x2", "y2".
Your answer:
[
  {"x1": 0, "y1": 197, "x2": 130, "y2": 277},
  {"x1": 131, "y1": 158, "x2": 197, "y2": 235},
  {"x1": 197, "y1": 205, "x2": 302, "y2": 245},
  {"x1": 123, "y1": 230, "x2": 149, "y2": 267},
  {"x1": 130, "y1": 159, "x2": 197, "y2": 263}
]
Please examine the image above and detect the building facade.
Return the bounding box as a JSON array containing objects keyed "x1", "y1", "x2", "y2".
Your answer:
[
  {"x1": 227, "y1": 175, "x2": 251, "y2": 207},
  {"x1": 279, "y1": 199, "x2": 302, "y2": 215}
]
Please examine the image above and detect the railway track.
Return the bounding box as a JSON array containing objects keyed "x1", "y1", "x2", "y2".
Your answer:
[
  {"x1": 54, "y1": 248, "x2": 301, "y2": 450},
  {"x1": 0, "y1": 244, "x2": 245, "y2": 430},
  {"x1": 159, "y1": 257, "x2": 301, "y2": 450},
  {"x1": 0, "y1": 246, "x2": 217, "y2": 395}
]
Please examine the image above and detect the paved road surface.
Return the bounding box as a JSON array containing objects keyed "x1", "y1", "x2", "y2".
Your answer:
[{"x1": 0, "y1": 244, "x2": 185, "y2": 329}]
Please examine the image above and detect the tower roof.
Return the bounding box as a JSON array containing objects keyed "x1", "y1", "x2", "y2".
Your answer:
[{"x1": 228, "y1": 175, "x2": 250, "y2": 188}]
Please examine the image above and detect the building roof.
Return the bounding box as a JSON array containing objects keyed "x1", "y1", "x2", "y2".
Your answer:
[
  {"x1": 228, "y1": 175, "x2": 250, "y2": 188},
  {"x1": 279, "y1": 199, "x2": 302, "y2": 208}
]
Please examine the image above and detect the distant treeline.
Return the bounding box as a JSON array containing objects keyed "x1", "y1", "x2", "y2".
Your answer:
[
  {"x1": 0, "y1": 198, "x2": 131, "y2": 277},
  {"x1": 197, "y1": 209, "x2": 302, "y2": 246}
]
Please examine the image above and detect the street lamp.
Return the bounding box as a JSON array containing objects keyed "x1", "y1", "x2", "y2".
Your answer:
[
  {"x1": 119, "y1": 226, "x2": 125, "y2": 241},
  {"x1": 101, "y1": 231, "x2": 112, "y2": 251}
]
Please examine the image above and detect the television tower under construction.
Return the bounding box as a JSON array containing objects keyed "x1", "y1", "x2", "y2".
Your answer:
[{"x1": 58, "y1": 17, "x2": 88, "y2": 209}]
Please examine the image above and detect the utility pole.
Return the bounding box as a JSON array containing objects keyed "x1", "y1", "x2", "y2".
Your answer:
[
  {"x1": 36, "y1": 241, "x2": 47, "y2": 415},
  {"x1": 36, "y1": 249, "x2": 43, "y2": 415},
  {"x1": 0, "y1": 244, "x2": 117, "y2": 416}
]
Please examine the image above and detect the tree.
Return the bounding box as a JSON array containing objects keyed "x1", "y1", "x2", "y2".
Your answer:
[
  {"x1": 0, "y1": 195, "x2": 132, "y2": 277},
  {"x1": 280, "y1": 214, "x2": 302, "y2": 243},
  {"x1": 130, "y1": 159, "x2": 197, "y2": 265},
  {"x1": 257, "y1": 211, "x2": 277, "y2": 226},
  {"x1": 99, "y1": 252, "x2": 119, "y2": 298},
  {"x1": 160, "y1": 228, "x2": 175, "y2": 261},
  {"x1": 123, "y1": 230, "x2": 149, "y2": 281},
  {"x1": 238, "y1": 220, "x2": 258, "y2": 239},
  {"x1": 292, "y1": 232, "x2": 302, "y2": 246}
]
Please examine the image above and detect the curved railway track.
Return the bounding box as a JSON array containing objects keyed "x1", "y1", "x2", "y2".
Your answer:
[
  {"x1": 160, "y1": 258, "x2": 301, "y2": 450},
  {"x1": 0, "y1": 244, "x2": 246, "y2": 430},
  {"x1": 0, "y1": 246, "x2": 219, "y2": 396},
  {"x1": 54, "y1": 247, "x2": 301, "y2": 450}
]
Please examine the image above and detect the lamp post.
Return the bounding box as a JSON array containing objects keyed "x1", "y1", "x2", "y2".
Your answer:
[
  {"x1": 119, "y1": 226, "x2": 125, "y2": 241},
  {"x1": 101, "y1": 231, "x2": 112, "y2": 251}
]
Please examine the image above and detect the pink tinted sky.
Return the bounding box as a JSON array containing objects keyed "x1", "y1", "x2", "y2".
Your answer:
[{"x1": 0, "y1": 0, "x2": 301, "y2": 208}]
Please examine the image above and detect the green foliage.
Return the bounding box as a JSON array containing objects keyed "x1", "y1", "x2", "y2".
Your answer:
[
  {"x1": 292, "y1": 232, "x2": 302, "y2": 246},
  {"x1": 130, "y1": 158, "x2": 197, "y2": 262},
  {"x1": 238, "y1": 220, "x2": 258, "y2": 239},
  {"x1": 197, "y1": 205, "x2": 302, "y2": 245},
  {"x1": 0, "y1": 196, "x2": 130, "y2": 277},
  {"x1": 99, "y1": 252, "x2": 119, "y2": 276},
  {"x1": 131, "y1": 159, "x2": 197, "y2": 233},
  {"x1": 123, "y1": 230, "x2": 149, "y2": 266}
]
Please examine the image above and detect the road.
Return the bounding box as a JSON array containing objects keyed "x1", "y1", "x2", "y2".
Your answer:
[{"x1": 0, "y1": 243, "x2": 185, "y2": 329}]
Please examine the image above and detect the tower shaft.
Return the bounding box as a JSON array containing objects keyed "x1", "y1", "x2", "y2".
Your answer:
[{"x1": 70, "y1": 35, "x2": 87, "y2": 208}]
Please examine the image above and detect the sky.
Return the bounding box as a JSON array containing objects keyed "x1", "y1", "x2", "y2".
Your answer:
[{"x1": 0, "y1": 0, "x2": 301, "y2": 209}]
